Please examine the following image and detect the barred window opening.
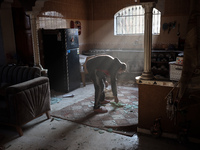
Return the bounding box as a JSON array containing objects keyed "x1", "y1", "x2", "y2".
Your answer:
[
  {"x1": 37, "y1": 11, "x2": 67, "y2": 29},
  {"x1": 114, "y1": 5, "x2": 161, "y2": 35}
]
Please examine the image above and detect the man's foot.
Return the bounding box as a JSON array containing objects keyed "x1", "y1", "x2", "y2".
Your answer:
[
  {"x1": 100, "y1": 100, "x2": 110, "y2": 104},
  {"x1": 94, "y1": 107, "x2": 108, "y2": 113}
]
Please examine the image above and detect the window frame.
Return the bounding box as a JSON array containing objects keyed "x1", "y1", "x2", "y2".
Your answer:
[{"x1": 114, "y1": 5, "x2": 161, "y2": 36}]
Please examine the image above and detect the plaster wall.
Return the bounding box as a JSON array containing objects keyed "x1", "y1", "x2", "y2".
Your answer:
[
  {"x1": 0, "y1": 1, "x2": 16, "y2": 64},
  {"x1": 0, "y1": 0, "x2": 191, "y2": 63}
]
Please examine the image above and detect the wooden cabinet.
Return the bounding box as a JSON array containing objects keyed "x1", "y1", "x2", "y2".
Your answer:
[
  {"x1": 151, "y1": 50, "x2": 182, "y2": 78},
  {"x1": 138, "y1": 83, "x2": 200, "y2": 139}
]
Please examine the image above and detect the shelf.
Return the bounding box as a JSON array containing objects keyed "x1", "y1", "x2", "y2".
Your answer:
[
  {"x1": 152, "y1": 70, "x2": 169, "y2": 73},
  {"x1": 152, "y1": 50, "x2": 183, "y2": 53},
  {"x1": 151, "y1": 50, "x2": 181, "y2": 77},
  {"x1": 151, "y1": 61, "x2": 169, "y2": 64}
]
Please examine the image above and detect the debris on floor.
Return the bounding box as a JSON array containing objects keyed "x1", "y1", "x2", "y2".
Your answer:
[
  {"x1": 93, "y1": 128, "x2": 105, "y2": 134},
  {"x1": 94, "y1": 128, "x2": 99, "y2": 131},
  {"x1": 110, "y1": 102, "x2": 125, "y2": 107},
  {"x1": 50, "y1": 118, "x2": 54, "y2": 122},
  {"x1": 107, "y1": 128, "x2": 113, "y2": 133},
  {"x1": 50, "y1": 117, "x2": 62, "y2": 122},
  {"x1": 63, "y1": 94, "x2": 74, "y2": 98},
  {"x1": 93, "y1": 127, "x2": 114, "y2": 134},
  {"x1": 51, "y1": 97, "x2": 62, "y2": 105},
  {"x1": 54, "y1": 118, "x2": 63, "y2": 121},
  {"x1": 99, "y1": 130, "x2": 104, "y2": 134}
]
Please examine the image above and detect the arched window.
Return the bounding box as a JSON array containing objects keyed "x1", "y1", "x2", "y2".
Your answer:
[
  {"x1": 114, "y1": 5, "x2": 161, "y2": 35},
  {"x1": 38, "y1": 11, "x2": 67, "y2": 29}
]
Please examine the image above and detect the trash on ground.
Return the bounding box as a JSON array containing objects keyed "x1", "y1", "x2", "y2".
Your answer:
[
  {"x1": 63, "y1": 94, "x2": 74, "y2": 98},
  {"x1": 107, "y1": 128, "x2": 113, "y2": 133},
  {"x1": 54, "y1": 118, "x2": 62, "y2": 121},
  {"x1": 99, "y1": 130, "x2": 104, "y2": 134},
  {"x1": 94, "y1": 128, "x2": 100, "y2": 131},
  {"x1": 123, "y1": 104, "x2": 132, "y2": 110},
  {"x1": 110, "y1": 102, "x2": 125, "y2": 107},
  {"x1": 51, "y1": 97, "x2": 62, "y2": 105}
]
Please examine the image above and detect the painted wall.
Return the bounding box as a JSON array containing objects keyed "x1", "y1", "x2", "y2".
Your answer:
[
  {"x1": 86, "y1": 0, "x2": 190, "y2": 52},
  {"x1": 0, "y1": 0, "x2": 191, "y2": 64},
  {"x1": 38, "y1": 0, "x2": 89, "y2": 54}
]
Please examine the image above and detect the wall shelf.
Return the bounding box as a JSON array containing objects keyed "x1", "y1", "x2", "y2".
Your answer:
[{"x1": 151, "y1": 50, "x2": 183, "y2": 78}]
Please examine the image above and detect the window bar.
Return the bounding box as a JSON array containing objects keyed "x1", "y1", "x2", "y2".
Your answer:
[
  {"x1": 115, "y1": 5, "x2": 160, "y2": 35},
  {"x1": 129, "y1": 8, "x2": 131, "y2": 34},
  {"x1": 158, "y1": 11, "x2": 161, "y2": 34},
  {"x1": 155, "y1": 10, "x2": 158, "y2": 34},
  {"x1": 121, "y1": 11, "x2": 123, "y2": 34},
  {"x1": 124, "y1": 10, "x2": 127, "y2": 34},
  {"x1": 152, "y1": 9, "x2": 155, "y2": 34},
  {"x1": 134, "y1": 7, "x2": 136, "y2": 34},
  {"x1": 135, "y1": 6, "x2": 138, "y2": 34},
  {"x1": 132, "y1": 7, "x2": 134, "y2": 34},
  {"x1": 142, "y1": 8, "x2": 145, "y2": 33},
  {"x1": 137, "y1": 6, "x2": 139, "y2": 34},
  {"x1": 138, "y1": 6, "x2": 141, "y2": 34}
]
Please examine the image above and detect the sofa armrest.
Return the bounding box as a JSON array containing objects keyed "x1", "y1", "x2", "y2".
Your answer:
[
  {"x1": 5, "y1": 77, "x2": 51, "y2": 125},
  {"x1": 6, "y1": 77, "x2": 49, "y2": 94}
]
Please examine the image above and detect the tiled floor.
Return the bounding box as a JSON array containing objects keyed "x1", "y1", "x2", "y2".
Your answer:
[
  {"x1": 51, "y1": 86, "x2": 138, "y2": 134},
  {"x1": 0, "y1": 82, "x2": 200, "y2": 150}
]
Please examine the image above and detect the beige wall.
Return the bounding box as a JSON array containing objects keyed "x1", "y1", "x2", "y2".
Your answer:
[
  {"x1": 38, "y1": 0, "x2": 89, "y2": 54},
  {"x1": 86, "y1": 0, "x2": 190, "y2": 52},
  {"x1": 37, "y1": 0, "x2": 190, "y2": 53},
  {"x1": 87, "y1": 19, "x2": 144, "y2": 50},
  {"x1": 0, "y1": 0, "x2": 192, "y2": 62},
  {"x1": 152, "y1": 16, "x2": 189, "y2": 49}
]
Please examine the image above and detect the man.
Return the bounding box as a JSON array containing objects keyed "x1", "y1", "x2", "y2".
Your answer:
[{"x1": 86, "y1": 55, "x2": 127, "y2": 113}]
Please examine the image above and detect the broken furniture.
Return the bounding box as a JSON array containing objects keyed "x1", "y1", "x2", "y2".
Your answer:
[{"x1": 0, "y1": 65, "x2": 51, "y2": 136}]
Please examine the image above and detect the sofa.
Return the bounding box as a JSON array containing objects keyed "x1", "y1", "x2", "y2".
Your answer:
[{"x1": 0, "y1": 65, "x2": 51, "y2": 136}]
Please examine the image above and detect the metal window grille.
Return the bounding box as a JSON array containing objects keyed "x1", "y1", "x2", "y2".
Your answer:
[
  {"x1": 114, "y1": 5, "x2": 161, "y2": 35},
  {"x1": 37, "y1": 11, "x2": 67, "y2": 29}
]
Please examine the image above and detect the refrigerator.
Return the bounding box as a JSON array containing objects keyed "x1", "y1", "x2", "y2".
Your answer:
[{"x1": 41, "y1": 28, "x2": 80, "y2": 92}]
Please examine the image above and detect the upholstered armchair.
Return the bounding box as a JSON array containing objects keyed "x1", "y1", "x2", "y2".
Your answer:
[{"x1": 0, "y1": 65, "x2": 51, "y2": 136}]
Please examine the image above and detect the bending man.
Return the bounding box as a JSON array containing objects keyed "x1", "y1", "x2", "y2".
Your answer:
[{"x1": 86, "y1": 55, "x2": 127, "y2": 113}]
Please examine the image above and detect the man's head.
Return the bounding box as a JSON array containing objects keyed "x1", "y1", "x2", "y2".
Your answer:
[
  {"x1": 113, "y1": 57, "x2": 127, "y2": 74},
  {"x1": 118, "y1": 63, "x2": 127, "y2": 74}
]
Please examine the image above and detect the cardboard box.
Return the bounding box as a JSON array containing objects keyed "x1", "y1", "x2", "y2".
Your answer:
[{"x1": 176, "y1": 56, "x2": 183, "y2": 65}]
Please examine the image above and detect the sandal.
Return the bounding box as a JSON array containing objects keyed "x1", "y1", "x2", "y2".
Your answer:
[
  {"x1": 100, "y1": 100, "x2": 110, "y2": 104},
  {"x1": 94, "y1": 107, "x2": 108, "y2": 113}
]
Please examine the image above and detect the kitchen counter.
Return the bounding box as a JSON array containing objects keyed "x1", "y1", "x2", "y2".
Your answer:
[
  {"x1": 135, "y1": 76, "x2": 200, "y2": 140},
  {"x1": 135, "y1": 76, "x2": 178, "y2": 87}
]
